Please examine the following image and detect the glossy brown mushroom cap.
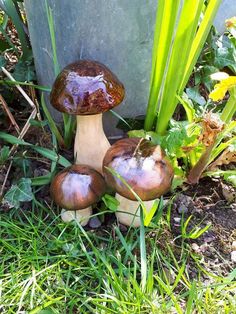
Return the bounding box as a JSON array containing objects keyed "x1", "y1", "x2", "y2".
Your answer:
[
  {"x1": 50, "y1": 60, "x2": 125, "y2": 115},
  {"x1": 50, "y1": 165, "x2": 106, "y2": 210},
  {"x1": 103, "y1": 138, "x2": 174, "y2": 201}
]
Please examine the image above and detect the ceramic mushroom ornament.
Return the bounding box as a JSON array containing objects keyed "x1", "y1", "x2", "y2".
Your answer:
[
  {"x1": 50, "y1": 60, "x2": 125, "y2": 173},
  {"x1": 103, "y1": 138, "x2": 174, "y2": 227},
  {"x1": 50, "y1": 164, "x2": 106, "y2": 226}
]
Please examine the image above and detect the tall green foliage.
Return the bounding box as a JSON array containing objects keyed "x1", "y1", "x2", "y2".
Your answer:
[{"x1": 145, "y1": 0, "x2": 222, "y2": 135}]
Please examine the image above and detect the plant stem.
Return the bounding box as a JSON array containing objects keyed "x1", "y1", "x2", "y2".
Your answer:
[
  {"x1": 40, "y1": 93, "x2": 65, "y2": 148},
  {"x1": 221, "y1": 87, "x2": 236, "y2": 123},
  {"x1": 63, "y1": 114, "x2": 76, "y2": 148},
  {"x1": 187, "y1": 143, "x2": 214, "y2": 184}
]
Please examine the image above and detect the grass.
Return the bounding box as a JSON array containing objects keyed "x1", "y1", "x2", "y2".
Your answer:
[{"x1": 0, "y1": 202, "x2": 235, "y2": 313}]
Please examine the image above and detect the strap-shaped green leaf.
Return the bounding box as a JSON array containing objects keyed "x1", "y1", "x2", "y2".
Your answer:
[
  {"x1": 180, "y1": 0, "x2": 222, "y2": 91},
  {"x1": 0, "y1": 131, "x2": 71, "y2": 167},
  {"x1": 156, "y1": 0, "x2": 204, "y2": 134},
  {"x1": 145, "y1": 0, "x2": 222, "y2": 135},
  {"x1": 41, "y1": 93, "x2": 65, "y2": 148},
  {"x1": 0, "y1": 0, "x2": 31, "y2": 59},
  {"x1": 145, "y1": 0, "x2": 181, "y2": 130}
]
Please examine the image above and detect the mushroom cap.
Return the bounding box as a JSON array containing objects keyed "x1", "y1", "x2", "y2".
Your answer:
[
  {"x1": 50, "y1": 60, "x2": 125, "y2": 115},
  {"x1": 103, "y1": 138, "x2": 174, "y2": 201},
  {"x1": 50, "y1": 164, "x2": 106, "y2": 210}
]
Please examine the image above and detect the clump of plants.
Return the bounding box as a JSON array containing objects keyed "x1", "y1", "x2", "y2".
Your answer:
[
  {"x1": 0, "y1": 0, "x2": 235, "y2": 222},
  {"x1": 130, "y1": 2, "x2": 236, "y2": 189},
  {"x1": 0, "y1": 0, "x2": 35, "y2": 79}
]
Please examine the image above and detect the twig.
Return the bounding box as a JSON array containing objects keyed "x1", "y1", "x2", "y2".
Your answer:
[
  {"x1": 0, "y1": 160, "x2": 13, "y2": 198},
  {"x1": 1, "y1": 108, "x2": 37, "y2": 196},
  {"x1": 9, "y1": 108, "x2": 37, "y2": 156},
  {"x1": 1, "y1": 67, "x2": 36, "y2": 109},
  {"x1": 29, "y1": 85, "x2": 42, "y2": 121},
  {"x1": 18, "y1": 108, "x2": 37, "y2": 140},
  {"x1": 1, "y1": 66, "x2": 39, "y2": 154},
  {"x1": 0, "y1": 94, "x2": 20, "y2": 134}
]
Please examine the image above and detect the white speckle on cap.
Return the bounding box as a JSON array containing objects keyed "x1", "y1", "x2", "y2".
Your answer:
[
  {"x1": 142, "y1": 157, "x2": 155, "y2": 171},
  {"x1": 128, "y1": 157, "x2": 138, "y2": 169},
  {"x1": 61, "y1": 173, "x2": 91, "y2": 205}
]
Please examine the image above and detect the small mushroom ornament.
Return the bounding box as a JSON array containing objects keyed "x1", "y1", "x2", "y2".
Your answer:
[
  {"x1": 103, "y1": 138, "x2": 174, "y2": 227},
  {"x1": 50, "y1": 164, "x2": 106, "y2": 226}
]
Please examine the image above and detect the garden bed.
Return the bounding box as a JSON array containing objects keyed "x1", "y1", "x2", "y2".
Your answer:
[{"x1": 0, "y1": 2, "x2": 236, "y2": 313}]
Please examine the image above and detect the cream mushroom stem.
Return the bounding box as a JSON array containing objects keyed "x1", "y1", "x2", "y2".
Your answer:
[
  {"x1": 74, "y1": 113, "x2": 110, "y2": 173},
  {"x1": 115, "y1": 193, "x2": 154, "y2": 227},
  {"x1": 61, "y1": 207, "x2": 92, "y2": 227}
]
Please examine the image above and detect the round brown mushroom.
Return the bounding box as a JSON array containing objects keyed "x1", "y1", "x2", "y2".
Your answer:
[
  {"x1": 50, "y1": 60, "x2": 125, "y2": 173},
  {"x1": 50, "y1": 164, "x2": 106, "y2": 226},
  {"x1": 103, "y1": 138, "x2": 174, "y2": 227}
]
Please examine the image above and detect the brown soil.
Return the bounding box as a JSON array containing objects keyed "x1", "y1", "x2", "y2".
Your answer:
[{"x1": 170, "y1": 178, "x2": 236, "y2": 276}]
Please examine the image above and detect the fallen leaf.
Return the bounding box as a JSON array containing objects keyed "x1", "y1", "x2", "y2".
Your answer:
[
  {"x1": 2, "y1": 178, "x2": 33, "y2": 209},
  {"x1": 208, "y1": 148, "x2": 236, "y2": 170}
]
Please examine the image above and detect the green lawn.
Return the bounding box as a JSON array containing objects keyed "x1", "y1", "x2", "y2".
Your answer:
[{"x1": 0, "y1": 203, "x2": 235, "y2": 314}]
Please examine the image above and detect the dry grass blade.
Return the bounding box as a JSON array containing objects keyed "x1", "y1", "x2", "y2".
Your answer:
[
  {"x1": 0, "y1": 67, "x2": 39, "y2": 198},
  {"x1": 29, "y1": 86, "x2": 42, "y2": 122},
  {"x1": 1, "y1": 67, "x2": 38, "y2": 154},
  {"x1": 0, "y1": 106, "x2": 37, "y2": 197},
  {"x1": 1, "y1": 67, "x2": 37, "y2": 110},
  {"x1": 0, "y1": 160, "x2": 13, "y2": 198},
  {"x1": 18, "y1": 109, "x2": 37, "y2": 141},
  {"x1": 0, "y1": 94, "x2": 20, "y2": 134},
  {"x1": 9, "y1": 108, "x2": 37, "y2": 156}
]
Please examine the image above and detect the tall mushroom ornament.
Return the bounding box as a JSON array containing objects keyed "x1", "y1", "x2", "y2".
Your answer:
[
  {"x1": 103, "y1": 138, "x2": 174, "y2": 227},
  {"x1": 50, "y1": 60, "x2": 125, "y2": 173}
]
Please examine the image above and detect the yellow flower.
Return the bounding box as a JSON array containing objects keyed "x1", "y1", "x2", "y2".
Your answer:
[
  {"x1": 225, "y1": 17, "x2": 236, "y2": 29},
  {"x1": 209, "y1": 74, "x2": 236, "y2": 101}
]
